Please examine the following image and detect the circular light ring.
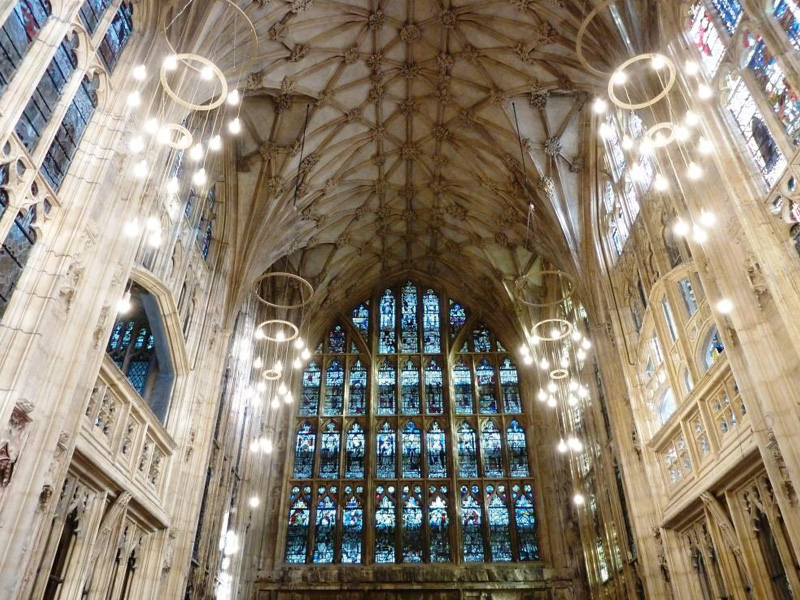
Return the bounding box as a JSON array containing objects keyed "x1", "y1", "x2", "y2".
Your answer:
[
  {"x1": 645, "y1": 121, "x2": 678, "y2": 148},
  {"x1": 160, "y1": 54, "x2": 228, "y2": 111},
  {"x1": 575, "y1": 0, "x2": 616, "y2": 77},
  {"x1": 608, "y1": 53, "x2": 677, "y2": 110},
  {"x1": 262, "y1": 369, "x2": 282, "y2": 381},
  {"x1": 549, "y1": 368, "x2": 570, "y2": 380},
  {"x1": 159, "y1": 122, "x2": 193, "y2": 149},
  {"x1": 514, "y1": 270, "x2": 577, "y2": 308},
  {"x1": 253, "y1": 272, "x2": 315, "y2": 309},
  {"x1": 532, "y1": 318, "x2": 574, "y2": 342},
  {"x1": 256, "y1": 319, "x2": 300, "y2": 343}
]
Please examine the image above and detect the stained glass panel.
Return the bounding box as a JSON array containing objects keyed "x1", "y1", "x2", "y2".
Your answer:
[
  {"x1": 345, "y1": 423, "x2": 365, "y2": 478},
  {"x1": 377, "y1": 422, "x2": 396, "y2": 478},
  {"x1": 425, "y1": 359, "x2": 444, "y2": 414},
  {"x1": 348, "y1": 360, "x2": 367, "y2": 415},
  {"x1": 98, "y1": 2, "x2": 133, "y2": 73},
  {"x1": 379, "y1": 289, "x2": 396, "y2": 353},
  {"x1": 328, "y1": 325, "x2": 346, "y2": 353},
  {"x1": 319, "y1": 422, "x2": 340, "y2": 479},
  {"x1": 78, "y1": 0, "x2": 112, "y2": 34},
  {"x1": 688, "y1": 2, "x2": 725, "y2": 77},
  {"x1": 481, "y1": 421, "x2": 504, "y2": 477},
  {"x1": 323, "y1": 360, "x2": 344, "y2": 415},
  {"x1": 400, "y1": 282, "x2": 419, "y2": 352},
  {"x1": 300, "y1": 363, "x2": 321, "y2": 416},
  {"x1": 461, "y1": 485, "x2": 484, "y2": 562},
  {"x1": 429, "y1": 486, "x2": 451, "y2": 562},
  {"x1": 449, "y1": 301, "x2": 467, "y2": 337},
  {"x1": 710, "y1": 0, "x2": 742, "y2": 34},
  {"x1": 454, "y1": 359, "x2": 473, "y2": 414},
  {"x1": 401, "y1": 421, "x2": 422, "y2": 478},
  {"x1": 351, "y1": 301, "x2": 369, "y2": 335},
  {"x1": 487, "y1": 484, "x2": 513, "y2": 562},
  {"x1": 402, "y1": 486, "x2": 423, "y2": 563},
  {"x1": 476, "y1": 359, "x2": 498, "y2": 414},
  {"x1": 375, "y1": 486, "x2": 396, "y2": 563},
  {"x1": 285, "y1": 485, "x2": 311, "y2": 563},
  {"x1": 457, "y1": 422, "x2": 478, "y2": 478},
  {"x1": 377, "y1": 359, "x2": 396, "y2": 415},
  {"x1": 499, "y1": 358, "x2": 521, "y2": 413},
  {"x1": 422, "y1": 289, "x2": 441, "y2": 352},
  {"x1": 341, "y1": 486, "x2": 363, "y2": 564},
  {"x1": 507, "y1": 420, "x2": 530, "y2": 477},
  {"x1": 312, "y1": 487, "x2": 336, "y2": 563},
  {"x1": 293, "y1": 422, "x2": 316, "y2": 478},
  {"x1": 473, "y1": 325, "x2": 492, "y2": 352},
  {"x1": 426, "y1": 421, "x2": 447, "y2": 478},
  {"x1": 774, "y1": 0, "x2": 800, "y2": 51},
  {"x1": 513, "y1": 484, "x2": 540, "y2": 560},
  {"x1": 0, "y1": 0, "x2": 52, "y2": 97},
  {"x1": 400, "y1": 360, "x2": 420, "y2": 414}
]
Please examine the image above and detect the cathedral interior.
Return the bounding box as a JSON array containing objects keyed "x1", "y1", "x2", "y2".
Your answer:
[{"x1": 2, "y1": 0, "x2": 800, "y2": 598}]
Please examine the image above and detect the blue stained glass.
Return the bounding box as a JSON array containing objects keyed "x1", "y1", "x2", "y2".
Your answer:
[
  {"x1": 78, "y1": 0, "x2": 112, "y2": 34},
  {"x1": 481, "y1": 421, "x2": 504, "y2": 477},
  {"x1": 375, "y1": 486, "x2": 396, "y2": 563},
  {"x1": 422, "y1": 289, "x2": 441, "y2": 352},
  {"x1": 507, "y1": 420, "x2": 529, "y2": 477},
  {"x1": 499, "y1": 358, "x2": 521, "y2": 413},
  {"x1": 688, "y1": 2, "x2": 725, "y2": 77},
  {"x1": 457, "y1": 422, "x2": 478, "y2": 478},
  {"x1": 0, "y1": 0, "x2": 52, "y2": 97},
  {"x1": 449, "y1": 300, "x2": 466, "y2": 337},
  {"x1": 400, "y1": 282, "x2": 419, "y2": 352},
  {"x1": 401, "y1": 360, "x2": 420, "y2": 414},
  {"x1": 351, "y1": 301, "x2": 369, "y2": 335},
  {"x1": 710, "y1": 0, "x2": 742, "y2": 34},
  {"x1": 285, "y1": 485, "x2": 311, "y2": 563},
  {"x1": 328, "y1": 324, "x2": 346, "y2": 353},
  {"x1": 0, "y1": 204, "x2": 37, "y2": 316},
  {"x1": 461, "y1": 485, "x2": 484, "y2": 562},
  {"x1": 377, "y1": 422, "x2": 396, "y2": 478},
  {"x1": 345, "y1": 423, "x2": 365, "y2": 478},
  {"x1": 774, "y1": 0, "x2": 800, "y2": 51},
  {"x1": 348, "y1": 360, "x2": 367, "y2": 415},
  {"x1": 401, "y1": 421, "x2": 422, "y2": 478},
  {"x1": 323, "y1": 360, "x2": 344, "y2": 415},
  {"x1": 425, "y1": 359, "x2": 444, "y2": 414},
  {"x1": 473, "y1": 325, "x2": 492, "y2": 352},
  {"x1": 300, "y1": 363, "x2": 321, "y2": 416},
  {"x1": 429, "y1": 486, "x2": 450, "y2": 562},
  {"x1": 378, "y1": 359, "x2": 396, "y2": 414},
  {"x1": 342, "y1": 486, "x2": 363, "y2": 564},
  {"x1": 487, "y1": 485, "x2": 512, "y2": 562},
  {"x1": 426, "y1": 421, "x2": 447, "y2": 478},
  {"x1": 476, "y1": 359, "x2": 498, "y2": 414},
  {"x1": 513, "y1": 484, "x2": 540, "y2": 560},
  {"x1": 185, "y1": 188, "x2": 196, "y2": 219},
  {"x1": 454, "y1": 359, "x2": 473, "y2": 414},
  {"x1": 379, "y1": 289, "x2": 396, "y2": 353},
  {"x1": 319, "y1": 422, "x2": 340, "y2": 479},
  {"x1": 402, "y1": 486, "x2": 423, "y2": 563},
  {"x1": 293, "y1": 422, "x2": 316, "y2": 479},
  {"x1": 312, "y1": 487, "x2": 337, "y2": 563},
  {"x1": 98, "y1": 2, "x2": 134, "y2": 73}
]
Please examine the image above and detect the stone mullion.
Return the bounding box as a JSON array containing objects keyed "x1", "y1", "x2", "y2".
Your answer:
[
  {"x1": 442, "y1": 309, "x2": 462, "y2": 566},
  {"x1": 754, "y1": 477, "x2": 800, "y2": 594}
]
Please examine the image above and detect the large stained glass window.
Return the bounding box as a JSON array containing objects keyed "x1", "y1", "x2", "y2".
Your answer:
[
  {"x1": 97, "y1": 2, "x2": 133, "y2": 73},
  {"x1": 774, "y1": 0, "x2": 800, "y2": 51},
  {"x1": 0, "y1": 0, "x2": 52, "y2": 97},
  {"x1": 286, "y1": 280, "x2": 538, "y2": 564},
  {"x1": 709, "y1": 0, "x2": 742, "y2": 34},
  {"x1": 688, "y1": 2, "x2": 725, "y2": 77}
]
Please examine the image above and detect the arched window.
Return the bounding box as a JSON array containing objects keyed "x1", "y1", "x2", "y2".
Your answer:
[
  {"x1": 688, "y1": 2, "x2": 726, "y2": 76},
  {"x1": 79, "y1": 0, "x2": 113, "y2": 34},
  {"x1": 773, "y1": 0, "x2": 800, "y2": 50},
  {"x1": 0, "y1": 0, "x2": 52, "y2": 97},
  {"x1": 285, "y1": 485, "x2": 311, "y2": 563},
  {"x1": 0, "y1": 198, "x2": 37, "y2": 318},
  {"x1": 657, "y1": 388, "x2": 678, "y2": 425},
  {"x1": 97, "y1": 2, "x2": 133, "y2": 73},
  {"x1": 702, "y1": 327, "x2": 725, "y2": 370},
  {"x1": 286, "y1": 281, "x2": 539, "y2": 564},
  {"x1": 196, "y1": 186, "x2": 216, "y2": 260}
]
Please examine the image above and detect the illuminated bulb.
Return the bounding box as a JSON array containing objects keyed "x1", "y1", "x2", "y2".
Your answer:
[
  {"x1": 577, "y1": 348, "x2": 586, "y2": 360},
  {"x1": 260, "y1": 437, "x2": 273, "y2": 453},
  {"x1": 293, "y1": 357, "x2": 303, "y2": 369},
  {"x1": 192, "y1": 168, "x2": 208, "y2": 186},
  {"x1": 253, "y1": 356, "x2": 263, "y2": 369},
  {"x1": 611, "y1": 70, "x2": 628, "y2": 85},
  {"x1": 294, "y1": 338, "x2": 306, "y2": 350},
  {"x1": 157, "y1": 128, "x2": 173, "y2": 146},
  {"x1": 539, "y1": 358, "x2": 550, "y2": 370},
  {"x1": 698, "y1": 83, "x2": 713, "y2": 99},
  {"x1": 675, "y1": 125, "x2": 690, "y2": 141},
  {"x1": 639, "y1": 138, "x2": 654, "y2": 155},
  {"x1": 699, "y1": 210, "x2": 716, "y2": 227},
  {"x1": 148, "y1": 232, "x2": 162, "y2": 248},
  {"x1": 537, "y1": 389, "x2": 548, "y2": 402},
  {"x1": 571, "y1": 330, "x2": 581, "y2": 342},
  {"x1": 599, "y1": 123, "x2": 613, "y2": 139},
  {"x1": 167, "y1": 199, "x2": 180, "y2": 219},
  {"x1": 275, "y1": 330, "x2": 286, "y2": 342},
  {"x1": 271, "y1": 397, "x2": 280, "y2": 409},
  {"x1": 274, "y1": 360, "x2": 283, "y2": 373},
  {"x1": 144, "y1": 117, "x2": 159, "y2": 134},
  {"x1": 123, "y1": 218, "x2": 140, "y2": 237},
  {"x1": 692, "y1": 224, "x2": 708, "y2": 244},
  {"x1": 228, "y1": 117, "x2": 242, "y2": 134},
  {"x1": 254, "y1": 328, "x2": 266, "y2": 340},
  {"x1": 654, "y1": 174, "x2": 668, "y2": 191},
  {"x1": 560, "y1": 356, "x2": 569, "y2": 368},
  {"x1": 550, "y1": 326, "x2": 560, "y2": 339},
  {"x1": 557, "y1": 439, "x2": 568, "y2": 453},
  {"x1": 128, "y1": 135, "x2": 144, "y2": 154},
  {"x1": 574, "y1": 493, "x2": 585, "y2": 506},
  {"x1": 547, "y1": 397, "x2": 557, "y2": 408},
  {"x1": 133, "y1": 160, "x2": 148, "y2": 178},
  {"x1": 166, "y1": 177, "x2": 180, "y2": 194},
  {"x1": 687, "y1": 162, "x2": 702, "y2": 179},
  {"x1": 189, "y1": 143, "x2": 204, "y2": 161},
  {"x1": 685, "y1": 60, "x2": 699, "y2": 75},
  {"x1": 698, "y1": 137, "x2": 714, "y2": 154},
  {"x1": 301, "y1": 348, "x2": 311, "y2": 360},
  {"x1": 163, "y1": 54, "x2": 178, "y2": 70},
  {"x1": 117, "y1": 291, "x2": 132, "y2": 314},
  {"x1": 146, "y1": 216, "x2": 160, "y2": 231},
  {"x1": 249, "y1": 496, "x2": 261, "y2": 508},
  {"x1": 573, "y1": 439, "x2": 584, "y2": 452},
  {"x1": 578, "y1": 386, "x2": 589, "y2": 399},
  {"x1": 201, "y1": 66, "x2": 213, "y2": 80},
  {"x1": 685, "y1": 111, "x2": 700, "y2": 126},
  {"x1": 249, "y1": 441, "x2": 260, "y2": 453},
  {"x1": 568, "y1": 395, "x2": 578, "y2": 407},
  {"x1": 256, "y1": 381, "x2": 266, "y2": 392},
  {"x1": 547, "y1": 382, "x2": 558, "y2": 393},
  {"x1": 519, "y1": 345, "x2": 530, "y2": 356},
  {"x1": 673, "y1": 219, "x2": 690, "y2": 237},
  {"x1": 630, "y1": 163, "x2": 646, "y2": 183},
  {"x1": 716, "y1": 298, "x2": 733, "y2": 314},
  {"x1": 654, "y1": 132, "x2": 666, "y2": 147},
  {"x1": 592, "y1": 97, "x2": 608, "y2": 114},
  {"x1": 581, "y1": 338, "x2": 591, "y2": 350},
  {"x1": 227, "y1": 89, "x2": 240, "y2": 105},
  {"x1": 132, "y1": 64, "x2": 147, "y2": 80},
  {"x1": 568, "y1": 380, "x2": 579, "y2": 391},
  {"x1": 278, "y1": 382, "x2": 288, "y2": 396},
  {"x1": 567, "y1": 436, "x2": 580, "y2": 450},
  {"x1": 522, "y1": 355, "x2": 534, "y2": 366},
  {"x1": 284, "y1": 392, "x2": 294, "y2": 404},
  {"x1": 531, "y1": 335, "x2": 540, "y2": 346},
  {"x1": 621, "y1": 135, "x2": 634, "y2": 150},
  {"x1": 209, "y1": 135, "x2": 222, "y2": 151},
  {"x1": 651, "y1": 54, "x2": 666, "y2": 70},
  {"x1": 126, "y1": 91, "x2": 141, "y2": 107}
]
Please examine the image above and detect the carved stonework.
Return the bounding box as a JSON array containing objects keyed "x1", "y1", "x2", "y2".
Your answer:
[
  {"x1": 765, "y1": 429, "x2": 797, "y2": 506},
  {"x1": 745, "y1": 253, "x2": 770, "y2": 309}
]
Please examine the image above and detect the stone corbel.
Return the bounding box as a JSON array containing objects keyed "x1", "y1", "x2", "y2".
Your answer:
[{"x1": 700, "y1": 492, "x2": 749, "y2": 573}]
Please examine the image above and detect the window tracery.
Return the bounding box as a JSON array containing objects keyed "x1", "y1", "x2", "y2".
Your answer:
[{"x1": 0, "y1": 0, "x2": 52, "y2": 97}]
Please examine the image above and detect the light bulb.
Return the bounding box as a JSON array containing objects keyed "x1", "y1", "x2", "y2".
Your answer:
[
  {"x1": 133, "y1": 160, "x2": 148, "y2": 178},
  {"x1": 557, "y1": 439, "x2": 568, "y2": 453},
  {"x1": 144, "y1": 117, "x2": 159, "y2": 134},
  {"x1": 675, "y1": 125, "x2": 690, "y2": 141},
  {"x1": 539, "y1": 358, "x2": 550, "y2": 370},
  {"x1": 531, "y1": 335, "x2": 540, "y2": 346},
  {"x1": 611, "y1": 70, "x2": 628, "y2": 85},
  {"x1": 578, "y1": 386, "x2": 589, "y2": 399},
  {"x1": 253, "y1": 356, "x2": 263, "y2": 369},
  {"x1": 574, "y1": 493, "x2": 585, "y2": 506},
  {"x1": 692, "y1": 225, "x2": 708, "y2": 244},
  {"x1": 157, "y1": 127, "x2": 171, "y2": 145},
  {"x1": 278, "y1": 382, "x2": 288, "y2": 396},
  {"x1": 698, "y1": 137, "x2": 714, "y2": 154},
  {"x1": 573, "y1": 439, "x2": 584, "y2": 452},
  {"x1": 294, "y1": 338, "x2": 306, "y2": 350},
  {"x1": 698, "y1": 83, "x2": 713, "y2": 99},
  {"x1": 687, "y1": 162, "x2": 702, "y2": 179},
  {"x1": 577, "y1": 348, "x2": 586, "y2": 360},
  {"x1": 654, "y1": 174, "x2": 668, "y2": 191},
  {"x1": 254, "y1": 328, "x2": 266, "y2": 340},
  {"x1": 716, "y1": 298, "x2": 733, "y2": 314},
  {"x1": 537, "y1": 389, "x2": 547, "y2": 402},
  {"x1": 189, "y1": 143, "x2": 204, "y2": 161},
  {"x1": 193, "y1": 168, "x2": 208, "y2": 186},
  {"x1": 273, "y1": 361, "x2": 283, "y2": 374},
  {"x1": 301, "y1": 348, "x2": 311, "y2": 360},
  {"x1": 547, "y1": 397, "x2": 557, "y2": 408},
  {"x1": 163, "y1": 54, "x2": 178, "y2": 70},
  {"x1": 568, "y1": 380, "x2": 579, "y2": 391},
  {"x1": 123, "y1": 218, "x2": 140, "y2": 237},
  {"x1": 519, "y1": 345, "x2": 530, "y2": 356},
  {"x1": 651, "y1": 54, "x2": 666, "y2": 70},
  {"x1": 630, "y1": 163, "x2": 646, "y2": 183},
  {"x1": 523, "y1": 355, "x2": 534, "y2": 365},
  {"x1": 639, "y1": 138, "x2": 654, "y2": 155},
  {"x1": 571, "y1": 330, "x2": 581, "y2": 342},
  {"x1": 293, "y1": 357, "x2": 303, "y2": 369},
  {"x1": 271, "y1": 397, "x2": 280, "y2": 409},
  {"x1": 249, "y1": 496, "x2": 261, "y2": 508},
  {"x1": 132, "y1": 64, "x2": 147, "y2": 80},
  {"x1": 256, "y1": 381, "x2": 266, "y2": 392},
  {"x1": 581, "y1": 339, "x2": 591, "y2": 350},
  {"x1": 260, "y1": 437, "x2": 273, "y2": 453},
  {"x1": 128, "y1": 135, "x2": 144, "y2": 154},
  {"x1": 209, "y1": 135, "x2": 222, "y2": 151},
  {"x1": 166, "y1": 176, "x2": 180, "y2": 194},
  {"x1": 673, "y1": 219, "x2": 690, "y2": 237},
  {"x1": 621, "y1": 135, "x2": 634, "y2": 150},
  {"x1": 599, "y1": 123, "x2": 613, "y2": 139},
  {"x1": 227, "y1": 89, "x2": 240, "y2": 105},
  {"x1": 654, "y1": 132, "x2": 666, "y2": 147},
  {"x1": 685, "y1": 111, "x2": 700, "y2": 126},
  {"x1": 148, "y1": 232, "x2": 162, "y2": 248},
  {"x1": 699, "y1": 210, "x2": 716, "y2": 227},
  {"x1": 249, "y1": 441, "x2": 260, "y2": 453},
  {"x1": 284, "y1": 392, "x2": 294, "y2": 404},
  {"x1": 560, "y1": 356, "x2": 569, "y2": 368},
  {"x1": 117, "y1": 291, "x2": 132, "y2": 314},
  {"x1": 126, "y1": 91, "x2": 141, "y2": 107},
  {"x1": 547, "y1": 382, "x2": 557, "y2": 393},
  {"x1": 568, "y1": 395, "x2": 578, "y2": 407},
  {"x1": 275, "y1": 330, "x2": 286, "y2": 342},
  {"x1": 592, "y1": 97, "x2": 607, "y2": 114},
  {"x1": 201, "y1": 66, "x2": 214, "y2": 80},
  {"x1": 146, "y1": 216, "x2": 160, "y2": 231},
  {"x1": 228, "y1": 117, "x2": 242, "y2": 134},
  {"x1": 685, "y1": 60, "x2": 699, "y2": 75},
  {"x1": 550, "y1": 326, "x2": 560, "y2": 339}
]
